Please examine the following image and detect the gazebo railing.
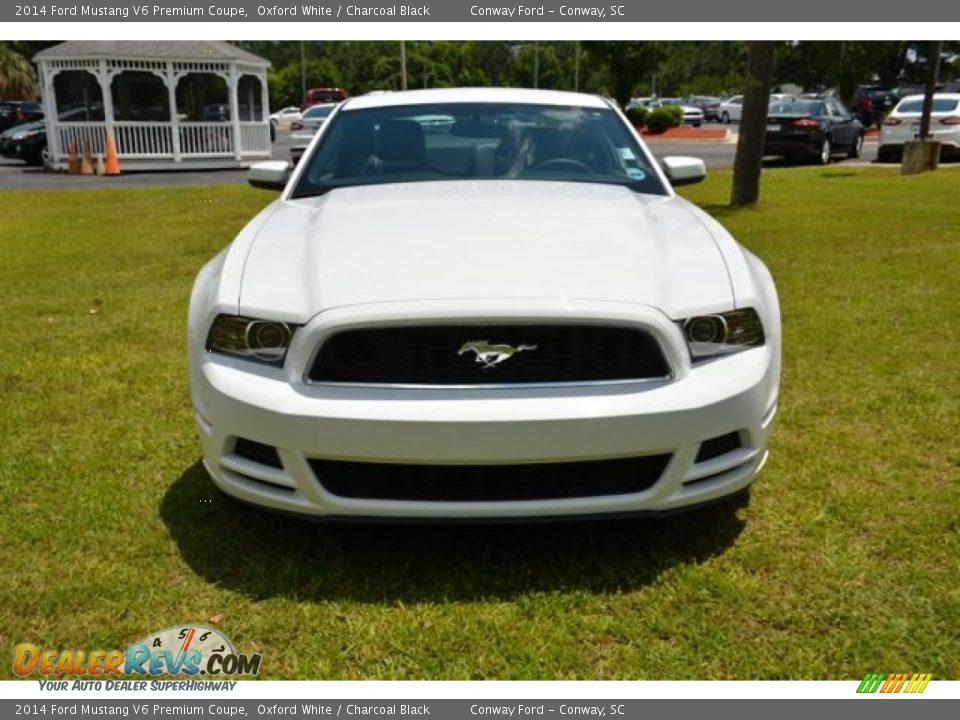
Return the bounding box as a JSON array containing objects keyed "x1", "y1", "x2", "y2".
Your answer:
[
  {"x1": 57, "y1": 122, "x2": 106, "y2": 156},
  {"x1": 178, "y1": 122, "x2": 234, "y2": 156},
  {"x1": 55, "y1": 120, "x2": 271, "y2": 162},
  {"x1": 115, "y1": 122, "x2": 174, "y2": 157},
  {"x1": 239, "y1": 122, "x2": 271, "y2": 155}
]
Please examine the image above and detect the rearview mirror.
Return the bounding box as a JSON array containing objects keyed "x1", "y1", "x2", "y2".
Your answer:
[
  {"x1": 660, "y1": 156, "x2": 707, "y2": 186},
  {"x1": 248, "y1": 161, "x2": 291, "y2": 191}
]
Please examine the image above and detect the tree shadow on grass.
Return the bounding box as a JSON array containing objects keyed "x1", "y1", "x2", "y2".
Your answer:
[{"x1": 161, "y1": 460, "x2": 747, "y2": 604}]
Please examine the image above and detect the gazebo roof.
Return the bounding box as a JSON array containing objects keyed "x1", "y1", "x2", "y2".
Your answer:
[{"x1": 34, "y1": 41, "x2": 269, "y2": 67}]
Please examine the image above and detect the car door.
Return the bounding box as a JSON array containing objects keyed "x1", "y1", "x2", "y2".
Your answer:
[
  {"x1": 731, "y1": 96, "x2": 743, "y2": 121},
  {"x1": 826, "y1": 100, "x2": 854, "y2": 147}
]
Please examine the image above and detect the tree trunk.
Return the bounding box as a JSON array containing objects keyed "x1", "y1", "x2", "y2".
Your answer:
[
  {"x1": 918, "y1": 40, "x2": 942, "y2": 139},
  {"x1": 730, "y1": 41, "x2": 776, "y2": 208}
]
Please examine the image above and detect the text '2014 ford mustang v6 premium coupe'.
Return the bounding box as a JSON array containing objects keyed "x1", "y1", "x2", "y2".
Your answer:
[{"x1": 188, "y1": 87, "x2": 780, "y2": 521}]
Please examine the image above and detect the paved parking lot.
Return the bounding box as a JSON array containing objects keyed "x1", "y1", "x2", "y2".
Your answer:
[{"x1": 0, "y1": 121, "x2": 901, "y2": 191}]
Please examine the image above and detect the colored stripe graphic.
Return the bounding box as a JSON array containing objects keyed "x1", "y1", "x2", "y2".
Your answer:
[
  {"x1": 857, "y1": 672, "x2": 932, "y2": 694},
  {"x1": 907, "y1": 674, "x2": 933, "y2": 693},
  {"x1": 857, "y1": 673, "x2": 885, "y2": 693}
]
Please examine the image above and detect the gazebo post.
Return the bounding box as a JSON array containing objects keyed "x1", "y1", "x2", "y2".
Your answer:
[
  {"x1": 260, "y1": 70, "x2": 270, "y2": 124},
  {"x1": 227, "y1": 66, "x2": 242, "y2": 160},
  {"x1": 165, "y1": 62, "x2": 182, "y2": 162},
  {"x1": 39, "y1": 61, "x2": 62, "y2": 163},
  {"x1": 97, "y1": 59, "x2": 116, "y2": 153}
]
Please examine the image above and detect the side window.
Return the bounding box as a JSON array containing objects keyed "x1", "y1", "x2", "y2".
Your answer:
[{"x1": 833, "y1": 100, "x2": 851, "y2": 118}]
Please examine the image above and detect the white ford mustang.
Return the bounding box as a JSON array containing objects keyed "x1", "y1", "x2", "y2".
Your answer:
[{"x1": 188, "y1": 88, "x2": 780, "y2": 521}]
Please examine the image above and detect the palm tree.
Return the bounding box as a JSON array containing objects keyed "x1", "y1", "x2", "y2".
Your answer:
[{"x1": 0, "y1": 43, "x2": 38, "y2": 99}]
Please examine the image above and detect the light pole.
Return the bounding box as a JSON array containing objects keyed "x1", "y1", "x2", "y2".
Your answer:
[
  {"x1": 299, "y1": 41, "x2": 306, "y2": 103},
  {"x1": 574, "y1": 41, "x2": 580, "y2": 92},
  {"x1": 533, "y1": 42, "x2": 540, "y2": 89},
  {"x1": 400, "y1": 40, "x2": 408, "y2": 91}
]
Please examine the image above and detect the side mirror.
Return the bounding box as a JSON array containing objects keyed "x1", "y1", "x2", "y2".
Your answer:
[
  {"x1": 660, "y1": 156, "x2": 707, "y2": 186},
  {"x1": 248, "y1": 161, "x2": 291, "y2": 191}
]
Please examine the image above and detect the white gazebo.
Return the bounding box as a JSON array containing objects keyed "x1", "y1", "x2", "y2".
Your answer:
[{"x1": 34, "y1": 41, "x2": 272, "y2": 171}]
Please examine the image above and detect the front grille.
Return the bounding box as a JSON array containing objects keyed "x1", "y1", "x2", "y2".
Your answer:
[
  {"x1": 310, "y1": 454, "x2": 671, "y2": 502},
  {"x1": 307, "y1": 324, "x2": 670, "y2": 385}
]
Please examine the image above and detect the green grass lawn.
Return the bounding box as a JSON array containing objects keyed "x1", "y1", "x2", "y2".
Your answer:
[{"x1": 1, "y1": 167, "x2": 958, "y2": 680}]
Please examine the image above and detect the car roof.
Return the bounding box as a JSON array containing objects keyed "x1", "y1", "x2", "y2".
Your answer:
[
  {"x1": 342, "y1": 87, "x2": 611, "y2": 111},
  {"x1": 897, "y1": 93, "x2": 960, "y2": 103}
]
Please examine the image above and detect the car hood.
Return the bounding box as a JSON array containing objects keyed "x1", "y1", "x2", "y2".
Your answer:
[
  {"x1": 1, "y1": 120, "x2": 42, "y2": 138},
  {"x1": 239, "y1": 180, "x2": 733, "y2": 320}
]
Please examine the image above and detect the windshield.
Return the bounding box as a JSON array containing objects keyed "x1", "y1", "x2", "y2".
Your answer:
[
  {"x1": 897, "y1": 98, "x2": 960, "y2": 113},
  {"x1": 291, "y1": 101, "x2": 667, "y2": 198}
]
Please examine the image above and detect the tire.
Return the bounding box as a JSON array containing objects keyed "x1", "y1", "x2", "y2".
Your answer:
[
  {"x1": 720, "y1": 112, "x2": 730, "y2": 124},
  {"x1": 818, "y1": 137, "x2": 832, "y2": 165},
  {"x1": 23, "y1": 149, "x2": 44, "y2": 166},
  {"x1": 693, "y1": 122, "x2": 702, "y2": 128},
  {"x1": 877, "y1": 145, "x2": 896, "y2": 163},
  {"x1": 848, "y1": 133, "x2": 864, "y2": 159},
  {"x1": 270, "y1": 121, "x2": 277, "y2": 143}
]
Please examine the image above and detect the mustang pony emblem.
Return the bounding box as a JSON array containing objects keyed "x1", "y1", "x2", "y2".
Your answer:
[{"x1": 458, "y1": 340, "x2": 538, "y2": 369}]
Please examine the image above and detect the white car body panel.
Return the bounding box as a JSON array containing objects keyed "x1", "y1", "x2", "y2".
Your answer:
[
  {"x1": 269, "y1": 106, "x2": 301, "y2": 129},
  {"x1": 880, "y1": 93, "x2": 960, "y2": 150},
  {"x1": 188, "y1": 87, "x2": 781, "y2": 520},
  {"x1": 719, "y1": 96, "x2": 743, "y2": 122}
]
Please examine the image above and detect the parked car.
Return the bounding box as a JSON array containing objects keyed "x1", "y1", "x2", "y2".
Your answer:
[
  {"x1": 624, "y1": 96, "x2": 654, "y2": 111},
  {"x1": 269, "y1": 106, "x2": 301, "y2": 129},
  {"x1": 290, "y1": 103, "x2": 337, "y2": 137},
  {"x1": 641, "y1": 98, "x2": 704, "y2": 127},
  {"x1": 683, "y1": 95, "x2": 722, "y2": 121},
  {"x1": 0, "y1": 101, "x2": 44, "y2": 132},
  {"x1": 0, "y1": 120, "x2": 46, "y2": 165},
  {"x1": 849, "y1": 85, "x2": 898, "y2": 128},
  {"x1": 301, "y1": 87, "x2": 348, "y2": 111},
  {"x1": 765, "y1": 98, "x2": 864, "y2": 164},
  {"x1": 718, "y1": 95, "x2": 743, "y2": 123},
  {"x1": 879, "y1": 93, "x2": 960, "y2": 162},
  {"x1": 1, "y1": 104, "x2": 105, "y2": 166},
  {"x1": 189, "y1": 87, "x2": 781, "y2": 521},
  {"x1": 290, "y1": 103, "x2": 338, "y2": 161}
]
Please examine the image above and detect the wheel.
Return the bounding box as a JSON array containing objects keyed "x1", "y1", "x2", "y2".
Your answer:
[
  {"x1": 692, "y1": 122, "x2": 702, "y2": 128},
  {"x1": 877, "y1": 145, "x2": 896, "y2": 163},
  {"x1": 848, "y1": 133, "x2": 864, "y2": 159},
  {"x1": 270, "y1": 121, "x2": 277, "y2": 143},
  {"x1": 721, "y1": 112, "x2": 730, "y2": 124},
  {"x1": 818, "y1": 137, "x2": 832, "y2": 165}
]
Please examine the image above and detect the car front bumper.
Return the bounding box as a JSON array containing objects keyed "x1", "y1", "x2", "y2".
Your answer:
[{"x1": 190, "y1": 301, "x2": 779, "y2": 520}]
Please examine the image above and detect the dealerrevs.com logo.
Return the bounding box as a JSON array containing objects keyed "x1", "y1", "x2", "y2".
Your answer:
[{"x1": 14, "y1": 626, "x2": 262, "y2": 677}]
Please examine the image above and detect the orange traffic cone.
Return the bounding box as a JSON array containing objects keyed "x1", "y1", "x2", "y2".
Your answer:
[
  {"x1": 80, "y1": 142, "x2": 94, "y2": 175},
  {"x1": 103, "y1": 130, "x2": 121, "y2": 176},
  {"x1": 95, "y1": 154, "x2": 105, "y2": 176},
  {"x1": 67, "y1": 142, "x2": 81, "y2": 175}
]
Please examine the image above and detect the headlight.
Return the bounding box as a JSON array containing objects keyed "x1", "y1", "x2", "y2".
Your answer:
[
  {"x1": 205, "y1": 314, "x2": 297, "y2": 366},
  {"x1": 680, "y1": 308, "x2": 764, "y2": 361}
]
